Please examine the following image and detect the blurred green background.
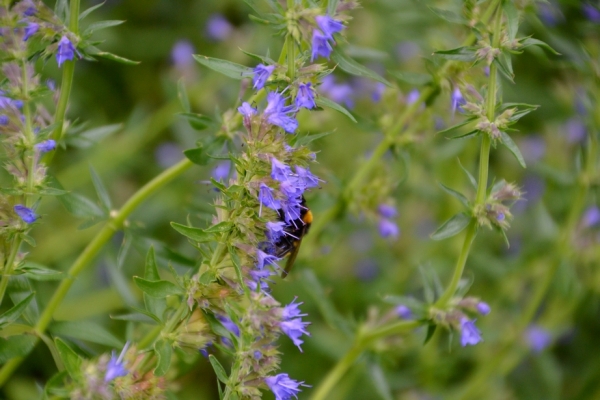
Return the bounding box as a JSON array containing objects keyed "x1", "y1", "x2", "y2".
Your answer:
[{"x1": 4, "y1": 0, "x2": 600, "y2": 399}]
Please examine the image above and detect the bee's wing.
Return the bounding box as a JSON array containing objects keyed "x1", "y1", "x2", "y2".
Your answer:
[{"x1": 281, "y1": 239, "x2": 301, "y2": 278}]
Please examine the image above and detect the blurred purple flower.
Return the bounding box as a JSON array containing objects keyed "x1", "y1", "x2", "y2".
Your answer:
[
  {"x1": 582, "y1": 206, "x2": 600, "y2": 228},
  {"x1": 319, "y1": 75, "x2": 354, "y2": 108},
  {"x1": 154, "y1": 142, "x2": 183, "y2": 168},
  {"x1": 205, "y1": 14, "x2": 233, "y2": 41},
  {"x1": 311, "y1": 30, "x2": 333, "y2": 61},
  {"x1": 537, "y1": 1, "x2": 564, "y2": 26},
  {"x1": 583, "y1": 3, "x2": 600, "y2": 23},
  {"x1": 217, "y1": 315, "x2": 240, "y2": 337},
  {"x1": 238, "y1": 102, "x2": 257, "y2": 117},
  {"x1": 476, "y1": 302, "x2": 491, "y2": 315},
  {"x1": 406, "y1": 89, "x2": 421, "y2": 105},
  {"x1": 265, "y1": 373, "x2": 306, "y2": 400},
  {"x1": 378, "y1": 218, "x2": 399, "y2": 238},
  {"x1": 56, "y1": 36, "x2": 75, "y2": 67},
  {"x1": 451, "y1": 87, "x2": 466, "y2": 115},
  {"x1": 171, "y1": 40, "x2": 195, "y2": 68},
  {"x1": 396, "y1": 305, "x2": 412, "y2": 319},
  {"x1": 460, "y1": 317, "x2": 482, "y2": 346},
  {"x1": 396, "y1": 41, "x2": 420, "y2": 62},
  {"x1": 23, "y1": 22, "x2": 38, "y2": 41},
  {"x1": 519, "y1": 135, "x2": 546, "y2": 163},
  {"x1": 35, "y1": 139, "x2": 56, "y2": 153},
  {"x1": 315, "y1": 15, "x2": 344, "y2": 40},
  {"x1": 525, "y1": 325, "x2": 551, "y2": 353},
  {"x1": 104, "y1": 342, "x2": 130, "y2": 382},
  {"x1": 354, "y1": 259, "x2": 379, "y2": 281},
  {"x1": 212, "y1": 161, "x2": 235, "y2": 182},
  {"x1": 14, "y1": 205, "x2": 36, "y2": 224},
  {"x1": 295, "y1": 83, "x2": 316, "y2": 109},
  {"x1": 565, "y1": 118, "x2": 587, "y2": 143},
  {"x1": 378, "y1": 204, "x2": 397, "y2": 218},
  {"x1": 371, "y1": 82, "x2": 386, "y2": 102},
  {"x1": 0, "y1": 115, "x2": 8, "y2": 125}
]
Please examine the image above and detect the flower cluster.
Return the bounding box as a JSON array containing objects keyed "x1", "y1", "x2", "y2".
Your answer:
[
  {"x1": 311, "y1": 15, "x2": 344, "y2": 61},
  {"x1": 429, "y1": 297, "x2": 491, "y2": 347}
]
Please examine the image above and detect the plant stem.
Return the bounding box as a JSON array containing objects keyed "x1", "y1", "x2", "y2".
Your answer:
[{"x1": 0, "y1": 158, "x2": 193, "y2": 388}]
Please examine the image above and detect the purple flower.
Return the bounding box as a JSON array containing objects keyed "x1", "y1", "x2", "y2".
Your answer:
[
  {"x1": 280, "y1": 180, "x2": 304, "y2": 199},
  {"x1": 56, "y1": 36, "x2": 75, "y2": 67},
  {"x1": 212, "y1": 161, "x2": 234, "y2": 182},
  {"x1": 0, "y1": 115, "x2": 8, "y2": 125},
  {"x1": 582, "y1": 206, "x2": 600, "y2": 228},
  {"x1": 35, "y1": 139, "x2": 56, "y2": 153},
  {"x1": 271, "y1": 157, "x2": 293, "y2": 182},
  {"x1": 406, "y1": 89, "x2": 421, "y2": 105},
  {"x1": 14, "y1": 205, "x2": 36, "y2": 224},
  {"x1": 238, "y1": 102, "x2": 257, "y2": 117},
  {"x1": 217, "y1": 315, "x2": 240, "y2": 337},
  {"x1": 253, "y1": 64, "x2": 275, "y2": 90},
  {"x1": 476, "y1": 302, "x2": 491, "y2": 315},
  {"x1": 295, "y1": 166, "x2": 319, "y2": 189},
  {"x1": 256, "y1": 249, "x2": 280, "y2": 269},
  {"x1": 319, "y1": 76, "x2": 354, "y2": 109},
  {"x1": 280, "y1": 317, "x2": 310, "y2": 351},
  {"x1": 280, "y1": 197, "x2": 302, "y2": 225},
  {"x1": 171, "y1": 40, "x2": 195, "y2": 68},
  {"x1": 396, "y1": 41, "x2": 420, "y2": 62},
  {"x1": 460, "y1": 317, "x2": 482, "y2": 347},
  {"x1": 565, "y1": 118, "x2": 587, "y2": 143},
  {"x1": 23, "y1": 22, "x2": 38, "y2": 41},
  {"x1": 205, "y1": 14, "x2": 233, "y2": 41},
  {"x1": 258, "y1": 183, "x2": 281, "y2": 213},
  {"x1": 282, "y1": 297, "x2": 307, "y2": 320},
  {"x1": 265, "y1": 373, "x2": 306, "y2": 400},
  {"x1": 372, "y1": 82, "x2": 386, "y2": 102},
  {"x1": 315, "y1": 15, "x2": 344, "y2": 40},
  {"x1": 378, "y1": 204, "x2": 397, "y2": 218},
  {"x1": 583, "y1": 3, "x2": 600, "y2": 23},
  {"x1": 311, "y1": 30, "x2": 333, "y2": 61},
  {"x1": 395, "y1": 305, "x2": 412, "y2": 319},
  {"x1": 295, "y1": 83, "x2": 316, "y2": 109},
  {"x1": 104, "y1": 343, "x2": 130, "y2": 382},
  {"x1": 451, "y1": 87, "x2": 466, "y2": 114},
  {"x1": 537, "y1": 2, "x2": 564, "y2": 26},
  {"x1": 264, "y1": 92, "x2": 298, "y2": 134},
  {"x1": 266, "y1": 221, "x2": 287, "y2": 242},
  {"x1": 378, "y1": 219, "x2": 399, "y2": 238},
  {"x1": 525, "y1": 325, "x2": 551, "y2": 353}
]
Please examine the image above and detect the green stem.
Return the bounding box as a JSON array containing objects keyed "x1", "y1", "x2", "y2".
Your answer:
[{"x1": 0, "y1": 158, "x2": 193, "y2": 388}]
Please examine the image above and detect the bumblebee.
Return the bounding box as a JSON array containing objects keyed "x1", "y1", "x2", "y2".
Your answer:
[{"x1": 263, "y1": 196, "x2": 312, "y2": 278}]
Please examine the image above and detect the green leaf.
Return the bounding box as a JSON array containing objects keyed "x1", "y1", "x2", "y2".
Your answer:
[
  {"x1": 66, "y1": 123, "x2": 122, "y2": 148},
  {"x1": 501, "y1": 102, "x2": 539, "y2": 122},
  {"x1": 519, "y1": 37, "x2": 560, "y2": 55},
  {"x1": 390, "y1": 71, "x2": 433, "y2": 86},
  {"x1": 93, "y1": 50, "x2": 140, "y2": 65},
  {"x1": 428, "y1": 6, "x2": 467, "y2": 24},
  {"x1": 0, "y1": 335, "x2": 37, "y2": 364},
  {"x1": 327, "y1": 0, "x2": 339, "y2": 15},
  {"x1": 144, "y1": 247, "x2": 167, "y2": 320},
  {"x1": 434, "y1": 46, "x2": 478, "y2": 62},
  {"x1": 54, "y1": 0, "x2": 68, "y2": 20},
  {"x1": 315, "y1": 97, "x2": 357, "y2": 123},
  {"x1": 57, "y1": 190, "x2": 105, "y2": 219},
  {"x1": 111, "y1": 312, "x2": 158, "y2": 324},
  {"x1": 500, "y1": 131, "x2": 526, "y2": 168},
  {"x1": 193, "y1": 55, "x2": 253, "y2": 80},
  {"x1": 437, "y1": 118, "x2": 475, "y2": 136},
  {"x1": 457, "y1": 159, "x2": 477, "y2": 189},
  {"x1": 495, "y1": 51, "x2": 514, "y2": 82},
  {"x1": 209, "y1": 355, "x2": 229, "y2": 384},
  {"x1": 83, "y1": 20, "x2": 124, "y2": 35},
  {"x1": 171, "y1": 222, "x2": 214, "y2": 242},
  {"x1": 49, "y1": 321, "x2": 123, "y2": 348},
  {"x1": 430, "y1": 212, "x2": 472, "y2": 240},
  {"x1": 116, "y1": 231, "x2": 133, "y2": 269},
  {"x1": 331, "y1": 48, "x2": 391, "y2": 87},
  {"x1": 450, "y1": 130, "x2": 479, "y2": 140},
  {"x1": 228, "y1": 245, "x2": 244, "y2": 290},
  {"x1": 183, "y1": 145, "x2": 212, "y2": 166},
  {"x1": 89, "y1": 166, "x2": 112, "y2": 210},
  {"x1": 134, "y1": 277, "x2": 184, "y2": 298},
  {"x1": 423, "y1": 323, "x2": 437, "y2": 345},
  {"x1": 293, "y1": 131, "x2": 333, "y2": 147},
  {"x1": 154, "y1": 339, "x2": 172, "y2": 377},
  {"x1": 204, "y1": 221, "x2": 234, "y2": 233},
  {"x1": 179, "y1": 113, "x2": 214, "y2": 130},
  {"x1": 55, "y1": 338, "x2": 82, "y2": 379},
  {"x1": 79, "y1": 1, "x2": 105, "y2": 20},
  {"x1": 0, "y1": 293, "x2": 34, "y2": 328},
  {"x1": 129, "y1": 307, "x2": 163, "y2": 325},
  {"x1": 177, "y1": 79, "x2": 190, "y2": 112},
  {"x1": 438, "y1": 183, "x2": 470, "y2": 208},
  {"x1": 502, "y1": 0, "x2": 519, "y2": 41},
  {"x1": 367, "y1": 361, "x2": 393, "y2": 400},
  {"x1": 17, "y1": 262, "x2": 63, "y2": 281}
]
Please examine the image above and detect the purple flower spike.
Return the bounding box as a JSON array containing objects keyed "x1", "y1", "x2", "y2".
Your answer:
[
  {"x1": 476, "y1": 302, "x2": 491, "y2": 315},
  {"x1": 311, "y1": 30, "x2": 333, "y2": 61},
  {"x1": 378, "y1": 219, "x2": 399, "y2": 238},
  {"x1": 14, "y1": 205, "x2": 36, "y2": 224},
  {"x1": 23, "y1": 22, "x2": 38, "y2": 41},
  {"x1": 271, "y1": 157, "x2": 293, "y2": 182},
  {"x1": 56, "y1": 36, "x2": 75, "y2": 67},
  {"x1": 253, "y1": 64, "x2": 275, "y2": 90},
  {"x1": 315, "y1": 15, "x2": 344, "y2": 40},
  {"x1": 35, "y1": 139, "x2": 56, "y2": 153},
  {"x1": 280, "y1": 317, "x2": 310, "y2": 351},
  {"x1": 104, "y1": 342, "x2": 130, "y2": 382},
  {"x1": 265, "y1": 373, "x2": 307, "y2": 400},
  {"x1": 460, "y1": 317, "x2": 482, "y2": 347},
  {"x1": 238, "y1": 102, "x2": 257, "y2": 117},
  {"x1": 295, "y1": 83, "x2": 316, "y2": 109}
]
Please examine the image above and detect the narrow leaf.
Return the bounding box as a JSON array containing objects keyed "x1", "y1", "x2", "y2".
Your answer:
[
  {"x1": 0, "y1": 293, "x2": 34, "y2": 328},
  {"x1": 315, "y1": 97, "x2": 357, "y2": 123},
  {"x1": 331, "y1": 48, "x2": 391, "y2": 86},
  {"x1": 93, "y1": 50, "x2": 140, "y2": 65},
  {"x1": 500, "y1": 131, "x2": 526, "y2": 168},
  {"x1": 144, "y1": 247, "x2": 167, "y2": 320},
  {"x1": 423, "y1": 324, "x2": 437, "y2": 345},
  {"x1": 58, "y1": 191, "x2": 105, "y2": 219},
  {"x1": 390, "y1": 71, "x2": 432, "y2": 86},
  {"x1": 327, "y1": 0, "x2": 339, "y2": 15},
  {"x1": 55, "y1": 338, "x2": 82, "y2": 378},
  {"x1": 204, "y1": 221, "x2": 234, "y2": 233},
  {"x1": 79, "y1": 1, "x2": 105, "y2": 20},
  {"x1": 428, "y1": 6, "x2": 467, "y2": 24},
  {"x1": 193, "y1": 55, "x2": 253, "y2": 80},
  {"x1": 430, "y1": 212, "x2": 472, "y2": 240},
  {"x1": 50, "y1": 321, "x2": 123, "y2": 348},
  {"x1": 209, "y1": 355, "x2": 229, "y2": 384},
  {"x1": 434, "y1": 46, "x2": 478, "y2": 62},
  {"x1": 177, "y1": 79, "x2": 190, "y2": 112},
  {"x1": 436, "y1": 118, "x2": 475, "y2": 136},
  {"x1": 457, "y1": 159, "x2": 477, "y2": 189},
  {"x1": 84, "y1": 20, "x2": 124, "y2": 34},
  {"x1": 154, "y1": 339, "x2": 172, "y2": 377},
  {"x1": 0, "y1": 335, "x2": 37, "y2": 364},
  {"x1": 519, "y1": 37, "x2": 560, "y2": 55},
  {"x1": 89, "y1": 166, "x2": 112, "y2": 210},
  {"x1": 18, "y1": 262, "x2": 63, "y2": 281},
  {"x1": 438, "y1": 183, "x2": 470, "y2": 208},
  {"x1": 134, "y1": 277, "x2": 184, "y2": 298},
  {"x1": 502, "y1": 1, "x2": 519, "y2": 41},
  {"x1": 171, "y1": 222, "x2": 214, "y2": 242}
]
